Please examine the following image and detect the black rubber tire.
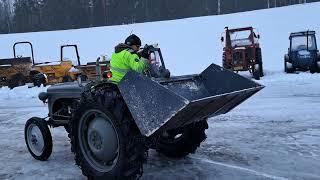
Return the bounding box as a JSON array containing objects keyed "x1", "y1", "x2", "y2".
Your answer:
[
  {"x1": 284, "y1": 60, "x2": 288, "y2": 73},
  {"x1": 310, "y1": 64, "x2": 318, "y2": 73},
  {"x1": 62, "y1": 75, "x2": 73, "y2": 82},
  {"x1": 222, "y1": 52, "x2": 231, "y2": 69},
  {"x1": 253, "y1": 65, "x2": 261, "y2": 80},
  {"x1": 8, "y1": 73, "x2": 26, "y2": 89},
  {"x1": 284, "y1": 60, "x2": 295, "y2": 73},
  {"x1": 156, "y1": 120, "x2": 208, "y2": 158},
  {"x1": 255, "y1": 48, "x2": 264, "y2": 77},
  {"x1": 69, "y1": 85, "x2": 147, "y2": 179},
  {"x1": 32, "y1": 73, "x2": 47, "y2": 87},
  {"x1": 24, "y1": 117, "x2": 53, "y2": 161},
  {"x1": 317, "y1": 54, "x2": 320, "y2": 73}
]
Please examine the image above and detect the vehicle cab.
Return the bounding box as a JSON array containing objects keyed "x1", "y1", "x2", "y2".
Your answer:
[{"x1": 285, "y1": 31, "x2": 320, "y2": 73}]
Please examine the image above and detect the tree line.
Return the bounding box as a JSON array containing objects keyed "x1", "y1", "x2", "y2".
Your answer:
[
  {"x1": 0, "y1": 0, "x2": 318, "y2": 34},
  {"x1": 0, "y1": 0, "x2": 108, "y2": 33}
]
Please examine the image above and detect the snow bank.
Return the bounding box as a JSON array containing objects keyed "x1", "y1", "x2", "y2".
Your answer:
[
  {"x1": 0, "y1": 3, "x2": 319, "y2": 76},
  {"x1": 0, "y1": 85, "x2": 47, "y2": 100}
]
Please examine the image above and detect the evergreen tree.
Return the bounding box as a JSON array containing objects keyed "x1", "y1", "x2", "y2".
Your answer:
[
  {"x1": 0, "y1": 0, "x2": 13, "y2": 33},
  {"x1": 41, "y1": 0, "x2": 89, "y2": 31},
  {"x1": 92, "y1": 0, "x2": 106, "y2": 26},
  {"x1": 13, "y1": 0, "x2": 42, "y2": 32}
]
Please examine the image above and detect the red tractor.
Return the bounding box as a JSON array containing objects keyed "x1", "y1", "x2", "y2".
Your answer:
[{"x1": 221, "y1": 27, "x2": 264, "y2": 80}]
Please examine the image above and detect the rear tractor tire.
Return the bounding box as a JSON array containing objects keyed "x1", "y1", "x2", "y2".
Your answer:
[
  {"x1": 69, "y1": 86, "x2": 147, "y2": 179},
  {"x1": 24, "y1": 117, "x2": 53, "y2": 161},
  {"x1": 255, "y1": 48, "x2": 264, "y2": 77},
  {"x1": 156, "y1": 120, "x2": 208, "y2": 158},
  {"x1": 253, "y1": 64, "x2": 261, "y2": 80}
]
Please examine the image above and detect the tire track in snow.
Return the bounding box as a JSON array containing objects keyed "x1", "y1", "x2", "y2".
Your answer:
[{"x1": 190, "y1": 156, "x2": 288, "y2": 180}]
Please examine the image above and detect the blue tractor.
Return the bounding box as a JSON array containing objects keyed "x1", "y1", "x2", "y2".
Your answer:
[{"x1": 284, "y1": 31, "x2": 320, "y2": 73}]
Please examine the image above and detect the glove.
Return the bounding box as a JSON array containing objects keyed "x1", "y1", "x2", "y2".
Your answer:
[{"x1": 139, "y1": 44, "x2": 152, "y2": 59}]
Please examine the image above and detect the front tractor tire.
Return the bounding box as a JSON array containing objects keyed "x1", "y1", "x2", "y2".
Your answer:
[
  {"x1": 284, "y1": 55, "x2": 295, "y2": 73},
  {"x1": 24, "y1": 117, "x2": 53, "y2": 161},
  {"x1": 222, "y1": 52, "x2": 231, "y2": 70},
  {"x1": 156, "y1": 120, "x2": 208, "y2": 158},
  {"x1": 310, "y1": 59, "x2": 320, "y2": 73},
  {"x1": 69, "y1": 86, "x2": 147, "y2": 179},
  {"x1": 32, "y1": 73, "x2": 47, "y2": 87},
  {"x1": 310, "y1": 65, "x2": 317, "y2": 74}
]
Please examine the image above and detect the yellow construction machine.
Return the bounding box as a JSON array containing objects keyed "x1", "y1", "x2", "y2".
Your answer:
[
  {"x1": 63, "y1": 44, "x2": 110, "y2": 81},
  {"x1": 32, "y1": 44, "x2": 80, "y2": 85}
]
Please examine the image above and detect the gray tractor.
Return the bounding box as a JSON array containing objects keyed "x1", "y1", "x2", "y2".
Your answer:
[
  {"x1": 285, "y1": 31, "x2": 320, "y2": 73},
  {"x1": 24, "y1": 45, "x2": 263, "y2": 179}
]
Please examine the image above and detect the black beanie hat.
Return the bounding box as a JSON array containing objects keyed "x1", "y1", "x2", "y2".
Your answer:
[{"x1": 125, "y1": 34, "x2": 141, "y2": 46}]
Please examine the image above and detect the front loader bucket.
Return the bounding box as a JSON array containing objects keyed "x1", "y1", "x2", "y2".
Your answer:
[{"x1": 118, "y1": 63, "x2": 264, "y2": 137}]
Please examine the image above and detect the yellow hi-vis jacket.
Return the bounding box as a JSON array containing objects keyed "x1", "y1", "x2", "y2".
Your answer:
[{"x1": 110, "y1": 44, "x2": 148, "y2": 83}]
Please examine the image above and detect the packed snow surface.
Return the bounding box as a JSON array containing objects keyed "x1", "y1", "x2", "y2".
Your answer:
[
  {"x1": 0, "y1": 2, "x2": 320, "y2": 180},
  {"x1": 0, "y1": 71, "x2": 319, "y2": 180}
]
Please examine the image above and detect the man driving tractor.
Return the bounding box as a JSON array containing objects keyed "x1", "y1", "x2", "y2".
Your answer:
[{"x1": 110, "y1": 34, "x2": 150, "y2": 83}]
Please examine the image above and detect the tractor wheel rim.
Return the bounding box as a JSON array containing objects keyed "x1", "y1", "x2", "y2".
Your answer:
[
  {"x1": 27, "y1": 124, "x2": 44, "y2": 156},
  {"x1": 78, "y1": 109, "x2": 120, "y2": 172}
]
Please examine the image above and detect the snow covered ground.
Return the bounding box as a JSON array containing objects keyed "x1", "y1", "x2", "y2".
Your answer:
[
  {"x1": 0, "y1": 2, "x2": 320, "y2": 180},
  {"x1": 0, "y1": 71, "x2": 319, "y2": 180}
]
